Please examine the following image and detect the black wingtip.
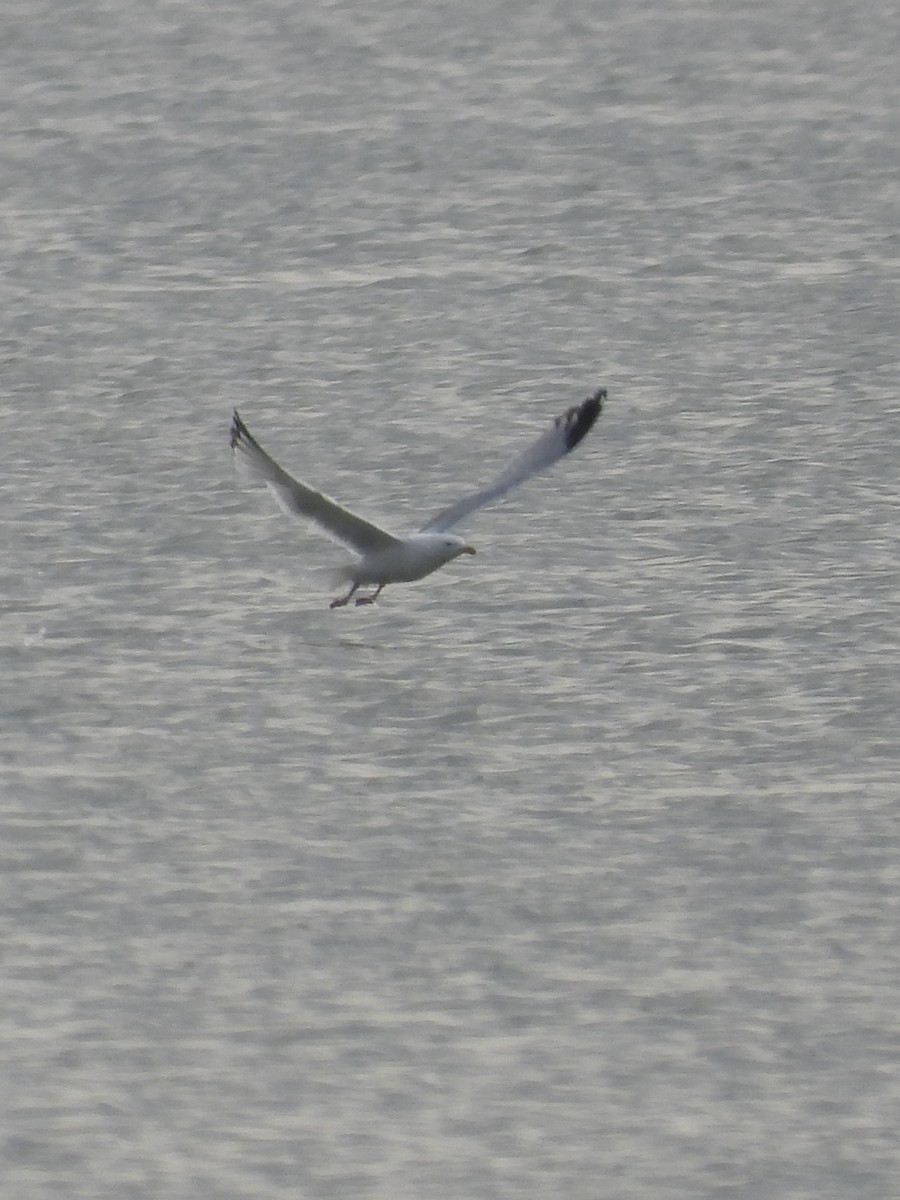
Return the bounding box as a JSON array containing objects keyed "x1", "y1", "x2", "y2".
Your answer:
[
  {"x1": 230, "y1": 409, "x2": 249, "y2": 450},
  {"x1": 563, "y1": 387, "x2": 606, "y2": 452}
]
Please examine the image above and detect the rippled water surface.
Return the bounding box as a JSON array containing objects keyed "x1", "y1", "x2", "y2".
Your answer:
[{"x1": 3, "y1": 1, "x2": 899, "y2": 1197}]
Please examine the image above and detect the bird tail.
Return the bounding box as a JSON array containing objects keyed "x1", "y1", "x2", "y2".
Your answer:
[{"x1": 328, "y1": 562, "x2": 358, "y2": 587}]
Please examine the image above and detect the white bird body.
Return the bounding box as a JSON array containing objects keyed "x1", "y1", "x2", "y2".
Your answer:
[
  {"x1": 344, "y1": 533, "x2": 476, "y2": 587},
  {"x1": 230, "y1": 388, "x2": 605, "y2": 607}
]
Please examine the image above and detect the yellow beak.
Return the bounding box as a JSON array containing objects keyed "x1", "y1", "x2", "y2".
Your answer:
[{"x1": 462, "y1": 545, "x2": 477, "y2": 555}]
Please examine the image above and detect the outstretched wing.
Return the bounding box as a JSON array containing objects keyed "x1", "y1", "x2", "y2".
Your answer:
[
  {"x1": 421, "y1": 388, "x2": 605, "y2": 533},
  {"x1": 230, "y1": 411, "x2": 401, "y2": 555}
]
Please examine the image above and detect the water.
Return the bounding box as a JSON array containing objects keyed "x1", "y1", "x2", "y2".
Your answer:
[{"x1": 2, "y1": 1, "x2": 899, "y2": 1196}]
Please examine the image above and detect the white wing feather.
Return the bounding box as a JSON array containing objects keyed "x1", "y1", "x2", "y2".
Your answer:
[
  {"x1": 230, "y1": 411, "x2": 401, "y2": 555},
  {"x1": 421, "y1": 388, "x2": 605, "y2": 533}
]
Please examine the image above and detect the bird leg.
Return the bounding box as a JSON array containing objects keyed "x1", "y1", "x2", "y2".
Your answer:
[
  {"x1": 329, "y1": 582, "x2": 359, "y2": 609},
  {"x1": 354, "y1": 585, "x2": 384, "y2": 606}
]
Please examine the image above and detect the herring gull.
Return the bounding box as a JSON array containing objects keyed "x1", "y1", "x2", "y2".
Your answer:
[{"x1": 230, "y1": 388, "x2": 605, "y2": 608}]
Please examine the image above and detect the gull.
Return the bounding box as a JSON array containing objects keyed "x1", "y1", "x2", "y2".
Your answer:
[{"x1": 230, "y1": 387, "x2": 605, "y2": 608}]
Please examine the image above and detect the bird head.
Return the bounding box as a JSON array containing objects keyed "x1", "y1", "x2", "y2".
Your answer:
[
  {"x1": 434, "y1": 534, "x2": 476, "y2": 562},
  {"x1": 444, "y1": 536, "x2": 476, "y2": 560}
]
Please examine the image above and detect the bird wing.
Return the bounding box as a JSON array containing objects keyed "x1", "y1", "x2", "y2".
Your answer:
[
  {"x1": 420, "y1": 388, "x2": 605, "y2": 533},
  {"x1": 230, "y1": 411, "x2": 401, "y2": 555}
]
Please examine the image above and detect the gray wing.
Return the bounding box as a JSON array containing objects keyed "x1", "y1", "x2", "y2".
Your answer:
[
  {"x1": 421, "y1": 388, "x2": 605, "y2": 533},
  {"x1": 230, "y1": 411, "x2": 401, "y2": 555}
]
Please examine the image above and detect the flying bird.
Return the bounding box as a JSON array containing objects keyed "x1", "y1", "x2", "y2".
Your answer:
[{"x1": 230, "y1": 388, "x2": 605, "y2": 608}]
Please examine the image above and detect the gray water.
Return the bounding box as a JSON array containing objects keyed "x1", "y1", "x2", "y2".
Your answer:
[{"x1": 2, "y1": 1, "x2": 899, "y2": 1197}]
